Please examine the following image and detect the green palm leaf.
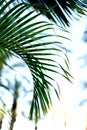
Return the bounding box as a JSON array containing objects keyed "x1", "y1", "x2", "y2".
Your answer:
[
  {"x1": 25, "y1": 0, "x2": 86, "y2": 26},
  {"x1": 0, "y1": 0, "x2": 71, "y2": 122}
]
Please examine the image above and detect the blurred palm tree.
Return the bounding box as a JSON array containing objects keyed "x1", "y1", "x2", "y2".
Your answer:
[
  {"x1": 9, "y1": 78, "x2": 30, "y2": 130},
  {"x1": 0, "y1": 56, "x2": 32, "y2": 130},
  {"x1": 0, "y1": 0, "x2": 86, "y2": 127}
]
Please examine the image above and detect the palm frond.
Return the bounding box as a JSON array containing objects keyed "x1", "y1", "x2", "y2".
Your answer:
[
  {"x1": 0, "y1": 0, "x2": 72, "y2": 121},
  {"x1": 22, "y1": 0, "x2": 86, "y2": 26}
]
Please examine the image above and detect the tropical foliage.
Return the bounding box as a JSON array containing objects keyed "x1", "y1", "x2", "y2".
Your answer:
[
  {"x1": 0, "y1": 0, "x2": 85, "y2": 127},
  {"x1": 26, "y1": 0, "x2": 86, "y2": 26}
]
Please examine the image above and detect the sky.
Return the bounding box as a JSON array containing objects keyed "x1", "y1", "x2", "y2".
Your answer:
[{"x1": 52, "y1": 14, "x2": 87, "y2": 130}]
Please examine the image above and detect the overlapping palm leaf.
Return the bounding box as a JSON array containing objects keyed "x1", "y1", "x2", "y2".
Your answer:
[
  {"x1": 0, "y1": 0, "x2": 72, "y2": 122},
  {"x1": 27, "y1": 0, "x2": 85, "y2": 26}
]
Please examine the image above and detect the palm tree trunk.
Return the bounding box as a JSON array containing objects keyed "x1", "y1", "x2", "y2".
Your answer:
[
  {"x1": 9, "y1": 97, "x2": 17, "y2": 130},
  {"x1": 0, "y1": 120, "x2": 2, "y2": 129}
]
